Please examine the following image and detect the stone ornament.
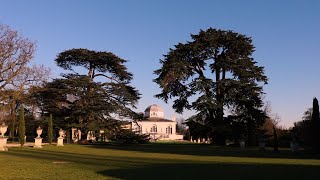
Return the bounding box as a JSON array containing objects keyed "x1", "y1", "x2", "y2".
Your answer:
[
  {"x1": 0, "y1": 122, "x2": 8, "y2": 137},
  {"x1": 59, "y1": 129, "x2": 64, "y2": 138},
  {"x1": 34, "y1": 126, "x2": 43, "y2": 148},
  {"x1": 0, "y1": 122, "x2": 8, "y2": 151},
  {"x1": 57, "y1": 128, "x2": 64, "y2": 146},
  {"x1": 36, "y1": 126, "x2": 43, "y2": 138}
]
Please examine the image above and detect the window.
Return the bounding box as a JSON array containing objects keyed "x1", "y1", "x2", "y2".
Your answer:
[
  {"x1": 166, "y1": 125, "x2": 172, "y2": 134},
  {"x1": 150, "y1": 125, "x2": 157, "y2": 133}
]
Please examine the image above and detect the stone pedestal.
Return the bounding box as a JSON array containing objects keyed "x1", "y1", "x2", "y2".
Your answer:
[
  {"x1": 0, "y1": 137, "x2": 8, "y2": 151},
  {"x1": 57, "y1": 137, "x2": 64, "y2": 146},
  {"x1": 34, "y1": 138, "x2": 43, "y2": 148}
]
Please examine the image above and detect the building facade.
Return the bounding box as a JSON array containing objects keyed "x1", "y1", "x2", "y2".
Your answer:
[{"x1": 132, "y1": 104, "x2": 183, "y2": 141}]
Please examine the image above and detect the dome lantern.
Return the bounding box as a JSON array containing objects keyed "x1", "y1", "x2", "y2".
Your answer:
[{"x1": 144, "y1": 104, "x2": 164, "y2": 118}]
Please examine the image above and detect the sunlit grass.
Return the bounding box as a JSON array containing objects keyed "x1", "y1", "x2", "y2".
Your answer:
[{"x1": 0, "y1": 143, "x2": 319, "y2": 179}]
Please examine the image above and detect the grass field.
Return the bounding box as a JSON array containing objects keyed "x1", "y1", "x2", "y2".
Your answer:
[{"x1": 1, "y1": 143, "x2": 320, "y2": 179}]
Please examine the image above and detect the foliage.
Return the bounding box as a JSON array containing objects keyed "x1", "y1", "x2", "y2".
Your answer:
[
  {"x1": 32, "y1": 49, "x2": 140, "y2": 138},
  {"x1": 176, "y1": 118, "x2": 187, "y2": 133},
  {"x1": 227, "y1": 107, "x2": 267, "y2": 146},
  {"x1": 48, "y1": 113, "x2": 53, "y2": 144},
  {"x1": 312, "y1": 97, "x2": 320, "y2": 153},
  {"x1": 34, "y1": 75, "x2": 136, "y2": 134},
  {"x1": 258, "y1": 118, "x2": 290, "y2": 147},
  {"x1": 183, "y1": 129, "x2": 191, "y2": 140},
  {"x1": 9, "y1": 117, "x2": 15, "y2": 141},
  {"x1": 0, "y1": 24, "x2": 35, "y2": 90},
  {"x1": 154, "y1": 28, "x2": 267, "y2": 145},
  {"x1": 175, "y1": 118, "x2": 190, "y2": 140},
  {"x1": 0, "y1": 24, "x2": 49, "y2": 144},
  {"x1": 273, "y1": 125, "x2": 279, "y2": 151},
  {"x1": 0, "y1": 24, "x2": 50, "y2": 118},
  {"x1": 292, "y1": 99, "x2": 320, "y2": 150},
  {"x1": 276, "y1": 129, "x2": 292, "y2": 147},
  {"x1": 18, "y1": 105, "x2": 25, "y2": 147},
  {"x1": 109, "y1": 129, "x2": 150, "y2": 144},
  {"x1": 185, "y1": 115, "x2": 212, "y2": 142},
  {"x1": 227, "y1": 115, "x2": 247, "y2": 143},
  {"x1": 302, "y1": 108, "x2": 313, "y2": 121},
  {"x1": 55, "y1": 48, "x2": 133, "y2": 82},
  {"x1": 292, "y1": 119, "x2": 312, "y2": 147}
]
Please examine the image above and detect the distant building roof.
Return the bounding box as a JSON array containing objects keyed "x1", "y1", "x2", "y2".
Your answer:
[
  {"x1": 144, "y1": 104, "x2": 164, "y2": 113},
  {"x1": 138, "y1": 117, "x2": 174, "y2": 122},
  {"x1": 144, "y1": 104, "x2": 165, "y2": 118}
]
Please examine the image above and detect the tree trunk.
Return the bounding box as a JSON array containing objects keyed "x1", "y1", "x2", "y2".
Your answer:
[
  {"x1": 88, "y1": 62, "x2": 95, "y2": 79},
  {"x1": 214, "y1": 61, "x2": 226, "y2": 145},
  {"x1": 48, "y1": 113, "x2": 53, "y2": 144},
  {"x1": 19, "y1": 105, "x2": 25, "y2": 148},
  {"x1": 10, "y1": 117, "x2": 15, "y2": 142},
  {"x1": 247, "y1": 121, "x2": 256, "y2": 146}
]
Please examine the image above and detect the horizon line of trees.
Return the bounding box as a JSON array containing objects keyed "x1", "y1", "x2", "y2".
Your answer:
[
  {"x1": 0, "y1": 24, "x2": 143, "y2": 143},
  {"x1": 1, "y1": 23, "x2": 319, "y2": 149}
]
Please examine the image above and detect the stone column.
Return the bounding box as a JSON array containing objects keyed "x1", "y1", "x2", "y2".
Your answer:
[
  {"x1": 87, "y1": 131, "x2": 93, "y2": 141},
  {"x1": 78, "y1": 129, "x2": 81, "y2": 140},
  {"x1": 71, "y1": 128, "x2": 77, "y2": 142}
]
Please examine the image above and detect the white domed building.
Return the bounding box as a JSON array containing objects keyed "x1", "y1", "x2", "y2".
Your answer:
[{"x1": 132, "y1": 104, "x2": 183, "y2": 141}]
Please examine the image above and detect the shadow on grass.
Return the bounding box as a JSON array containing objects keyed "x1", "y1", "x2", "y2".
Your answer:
[
  {"x1": 5, "y1": 147, "x2": 136, "y2": 167},
  {"x1": 98, "y1": 163, "x2": 319, "y2": 180},
  {"x1": 87, "y1": 143, "x2": 320, "y2": 160},
  {"x1": 5, "y1": 145, "x2": 320, "y2": 180}
]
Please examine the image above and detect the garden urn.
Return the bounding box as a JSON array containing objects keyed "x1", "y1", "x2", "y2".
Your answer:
[
  {"x1": 36, "y1": 126, "x2": 43, "y2": 138},
  {"x1": 0, "y1": 123, "x2": 8, "y2": 137},
  {"x1": 59, "y1": 129, "x2": 64, "y2": 138}
]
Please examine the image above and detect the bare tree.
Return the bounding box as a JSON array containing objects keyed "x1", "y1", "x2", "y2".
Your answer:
[
  {"x1": 0, "y1": 24, "x2": 36, "y2": 89},
  {"x1": 0, "y1": 24, "x2": 50, "y2": 124},
  {"x1": 176, "y1": 117, "x2": 187, "y2": 133}
]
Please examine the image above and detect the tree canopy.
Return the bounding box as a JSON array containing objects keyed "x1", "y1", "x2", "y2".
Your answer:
[
  {"x1": 0, "y1": 24, "x2": 50, "y2": 138},
  {"x1": 0, "y1": 24, "x2": 49, "y2": 92},
  {"x1": 154, "y1": 28, "x2": 268, "y2": 144},
  {"x1": 55, "y1": 48, "x2": 132, "y2": 82},
  {"x1": 312, "y1": 98, "x2": 320, "y2": 152},
  {"x1": 34, "y1": 49, "x2": 140, "y2": 136}
]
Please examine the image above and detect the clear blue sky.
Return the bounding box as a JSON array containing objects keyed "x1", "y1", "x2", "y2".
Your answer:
[{"x1": 1, "y1": 0, "x2": 319, "y2": 127}]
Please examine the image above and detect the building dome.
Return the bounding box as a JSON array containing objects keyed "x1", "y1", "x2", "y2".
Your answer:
[{"x1": 144, "y1": 104, "x2": 164, "y2": 118}]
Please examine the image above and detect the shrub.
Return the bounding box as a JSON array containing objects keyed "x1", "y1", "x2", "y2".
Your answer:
[{"x1": 110, "y1": 129, "x2": 150, "y2": 144}]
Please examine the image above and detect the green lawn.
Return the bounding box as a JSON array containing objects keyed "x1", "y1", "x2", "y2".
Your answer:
[{"x1": 1, "y1": 143, "x2": 320, "y2": 179}]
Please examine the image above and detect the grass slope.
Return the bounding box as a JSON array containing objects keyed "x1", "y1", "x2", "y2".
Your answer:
[{"x1": 0, "y1": 143, "x2": 320, "y2": 179}]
